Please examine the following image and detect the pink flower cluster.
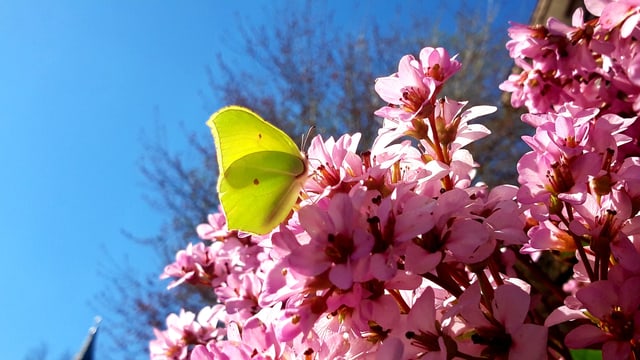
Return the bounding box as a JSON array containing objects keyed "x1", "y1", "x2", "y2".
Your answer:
[
  {"x1": 501, "y1": 1, "x2": 640, "y2": 358},
  {"x1": 151, "y1": 3, "x2": 640, "y2": 359},
  {"x1": 149, "y1": 306, "x2": 226, "y2": 359},
  {"x1": 500, "y1": 0, "x2": 640, "y2": 159}
]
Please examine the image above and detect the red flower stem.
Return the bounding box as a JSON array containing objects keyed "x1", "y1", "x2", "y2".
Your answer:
[
  {"x1": 422, "y1": 264, "x2": 464, "y2": 298},
  {"x1": 476, "y1": 269, "x2": 495, "y2": 309},
  {"x1": 558, "y1": 207, "x2": 596, "y2": 282},
  {"x1": 487, "y1": 256, "x2": 504, "y2": 287},
  {"x1": 598, "y1": 245, "x2": 610, "y2": 280},
  {"x1": 424, "y1": 104, "x2": 454, "y2": 191},
  {"x1": 388, "y1": 288, "x2": 410, "y2": 314}
]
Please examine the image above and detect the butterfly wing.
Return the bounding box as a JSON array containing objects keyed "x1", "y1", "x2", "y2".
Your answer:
[
  {"x1": 207, "y1": 106, "x2": 307, "y2": 235},
  {"x1": 219, "y1": 151, "x2": 307, "y2": 234},
  {"x1": 207, "y1": 106, "x2": 302, "y2": 174}
]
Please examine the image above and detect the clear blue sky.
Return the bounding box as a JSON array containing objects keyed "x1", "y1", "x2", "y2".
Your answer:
[{"x1": 0, "y1": 1, "x2": 535, "y2": 358}]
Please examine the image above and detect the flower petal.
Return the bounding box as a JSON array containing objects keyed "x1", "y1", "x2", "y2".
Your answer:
[
  {"x1": 493, "y1": 284, "x2": 530, "y2": 332},
  {"x1": 510, "y1": 324, "x2": 548, "y2": 359},
  {"x1": 565, "y1": 324, "x2": 609, "y2": 348}
]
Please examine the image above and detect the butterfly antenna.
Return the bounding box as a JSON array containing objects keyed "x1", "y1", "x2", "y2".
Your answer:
[{"x1": 301, "y1": 125, "x2": 316, "y2": 151}]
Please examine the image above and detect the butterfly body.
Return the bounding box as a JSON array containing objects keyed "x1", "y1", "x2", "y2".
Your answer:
[{"x1": 207, "y1": 106, "x2": 307, "y2": 235}]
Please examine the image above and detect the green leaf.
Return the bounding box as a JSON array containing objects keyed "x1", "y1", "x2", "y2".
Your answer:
[{"x1": 570, "y1": 349, "x2": 603, "y2": 360}]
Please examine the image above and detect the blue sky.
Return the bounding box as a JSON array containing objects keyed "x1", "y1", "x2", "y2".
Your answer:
[{"x1": 0, "y1": 1, "x2": 535, "y2": 358}]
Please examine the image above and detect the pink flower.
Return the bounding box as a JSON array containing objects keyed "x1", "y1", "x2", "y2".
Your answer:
[
  {"x1": 549, "y1": 267, "x2": 640, "y2": 359},
  {"x1": 588, "y1": 0, "x2": 640, "y2": 37},
  {"x1": 517, "y1": 150, "x2": 598, "y2": 208},
  {"x1": 374, "y1": 47, "x2": 460, "y2": 121},
  {"x1": 149, "y1": 306, "x2": 226, "y2": 360},
  {"x1": 258, "y1": 253, "x2": 308, "y2": 308},
  {"x1": 501, "y1": 6, "x2": 640, "y2": 116},
  {"x1": 401, "y1": 189, "x2": 497, "y2": 268},
  {"x1": 274, "y1": 293, "x2": 327, "y2": 342},
  {"x1": 451, "y1": 283, "x2": 548, "y2": 359},
  {"x1": 289, "y1": 191, "x2": 374, "y2": 290},
  {"x1": 435, "y1": 99, "x2": 493, "y2": 151},
  {"x1": 239, "y1": 314, "x2": 283, "y2": 359},
  {"x1": 403, "y1": 287, "x2": 449, "y2": 360},
  {"x1": 149, "y1": 327, "x2": 187, "y2": 360},
  {"x1": 505, "y1": 22, "x2": 551, "y2": 60},
  {"x1": 480, "y1": 185, "x2": 528, "y2": 246},
  {"x1": 374, "y1": 98, "x2": 492, "y2": 162},
  {"x1": 215, "y1": 271, "x2": 262, "y2": 317},
  {"x1": 421, "y1": 99, "x2": 493, "y2": 186},
  {"x1": 375, "y1": 54, "x2": 437, "y2": 121},
  {"x1": 403, "y1": 190, "x2": 470, "y2": 273},
  {"x1": 570, "y1": 194, "x2": 640, "y2": 274},
  {"x1": 305, "y1": 133, "x2": 365, "y2": 198},
  {"x1": 524, "y1": 219, "x2": 577, "y2": 253},
  {"x1": 190, "y1": 340, "x2": 253, "y2": 360},
  {"x1": 160, "y1": 242, "x2": 226, "y2": 289},
  {"x1": 151, "y1": 35, "x2": 640, "y2": 359},
  {"x1": 418, "y1": 47, "x2": 462, "y2": 85},
  {"x1": 196, "y1": 208, "x2": 229, "y2": 240}
]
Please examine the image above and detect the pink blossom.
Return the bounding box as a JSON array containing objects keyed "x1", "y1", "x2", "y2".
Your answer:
[
  {"x1": 399, "y1": 189, "x2": 497, "y2": 269},
  {"x1": 374, "y1": 97, "x2": 492, "y2": 168},
  {"x1": 550, "y1": 268, "x2": 640, "y2": 359},
  {"x1": 214, "y1": 271, "x2": 262, "y2": 317},
  {"x1": 305, "y1": 133, "x2": 365, "y2": 197},
  {"x1": 418, "y1": 47, "x2": 462, "y2": 85},
  {"x1": 354, "y1": 184, "x2": 437, "y2": 281},
  {"x1": 160, "y1": 242, "x2": 226, "y2": 289},
  {"x1": 450, "y1": 283, "x2": 548, "y2": 359},
  {"x1": 375, "y1": 54, "x2": 438, "y2": 121},
  {"x1": 274, "y1": 293, "x2": 327, "y2": 342},
  {"x1": 350, "y1": 291, "x2": 401, "y2": 333},
  {"x1": 590, "y1": 0, "x2": 640, "y2": 37},
  {"x1": 258, "y1": 256, "x2": 307, "y2": 307},
  {"x1": 196, "y1": 208, "x2": 228, "y2": 240},
  {"x1": 505, "y1": 22, "x2": 551, "y2": 60},
  {"x1": 150, "y1": 37, "x2": 640, "y2": 360},
  {"x1": 480, "y1": 185, "x2": 528, "y2": 246},
  {"x1": 502, "y1": 5, "x2": 640, "y2": 118},
  {"x1": 403, "y1": 287, "x2": 449, "y2": 360},
  {"x1": 374, "y1": 47, "x2": 460, "y2": 121},
  {"x1": 289, "y1": 191, "x2": 374, "y2": 289},
  {"x1": 517, "y1": 150, "x2": 597, "y2": 208},
  {"x1": 190, "y1": 340, "x2": 254, "y2": 360},
  {"x1": 149, "y1": 306, "x2": 226, "y2": 360},
  {"x1": 524, "y1": 219, "x2": 577, "y2": 253}
]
